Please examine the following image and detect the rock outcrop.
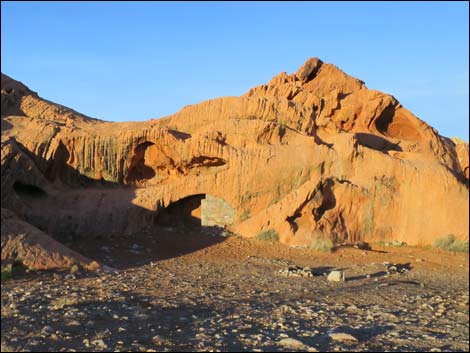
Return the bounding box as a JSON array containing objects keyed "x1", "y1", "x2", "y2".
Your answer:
[
  {"x1": 1, "y1": 58, "x2": 468, "y2": 269},
  {"x1": 1, "y1": 208, "x2": 101, "y2": 271}
]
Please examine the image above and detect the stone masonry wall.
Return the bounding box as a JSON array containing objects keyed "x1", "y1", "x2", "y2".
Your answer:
[{"x1": 201, "y1": 194, "x2": 235, "y2": 227}]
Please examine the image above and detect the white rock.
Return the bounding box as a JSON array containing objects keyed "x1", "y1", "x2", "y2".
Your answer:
[
  {"x1": 327, "y1": 271, "x2": 345, "y2": 282},
  {"x1": 41, "y1": 326, "x2": 54, "y2": 335},
  {"x1": 328, "y1": 332, "x2": 358, "y2": 341},
  {"x1": 91, "y1": 339, "x2": 107, "y2": 349},
  {"x1": 278, "y1": 337, "x2": 317, "y2": 351}
]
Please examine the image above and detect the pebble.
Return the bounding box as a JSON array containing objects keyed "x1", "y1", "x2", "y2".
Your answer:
[
  {"x1": 278, "y1": 337, "x2": 317, "y2": 351},
  {"x1": 70, "y1": 264, "x2": 80, "y2": 274},
  {"x1": 328, "y1": 332, "x2": 358, "y2": 342},
  {"x1": 277, "y1": 266, "x2": 318, "y2": 277},
  {"x1": 41, "y1": 325, "x2": 54, "y2": 335},
  {"x1": 91, "y1": 339, "x2": 107, "y2": 349}
]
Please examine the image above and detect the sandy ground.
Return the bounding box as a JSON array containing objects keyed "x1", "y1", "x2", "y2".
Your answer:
[{"x1": 1, "y1": 226, "x2": 469, "y2": 352}]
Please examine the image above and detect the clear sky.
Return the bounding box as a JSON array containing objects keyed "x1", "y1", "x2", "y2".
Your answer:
[{"x1": 1, "y1": 1, "x2": 469, "y2": 139}]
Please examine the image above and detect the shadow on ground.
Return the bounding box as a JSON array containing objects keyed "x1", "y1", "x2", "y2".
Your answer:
[
  {"x1": 347, "y1": 263, "x2": 412, "y2": 282},
  {"x1": 2, "y1": 288, "x2": 399, "y2": 352},
  {"x1": 70, "y1": 225, "x2": 228, "y2": 270}
]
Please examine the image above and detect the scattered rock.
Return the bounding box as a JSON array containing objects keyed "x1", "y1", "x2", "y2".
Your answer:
[
  {"x1": 66, "y1": 320, "x2": 81, "y2": 326},
  {"x1": 278, "y1": 337, "x2": 316, "y2": 351},
  {"x1": 91, "y1": 339, "x2": 107, "y2": 349},
  {"x1": 277, "y1": 266, "x2": 322, "y2": 278},
  {"x1": 70, "y1": 264, "x2": 80, "y2": 274},
  {"x1": 353, "y1": 241, "x2": 371, "y2": 250},
  {"x1": 41, "y1": 325, "x2": 54, "y2": 335},
  {"x1": 383, "y1": 262, "x2": 409, "y2": 274},
  {"x1": 328, "y1": 332, "x2": 358, "y2": 342},
  {"x1": 327, "y1": 271, "x2": 345, "y2": 282},
  {"x1": 384, "y1": 240, "x2": 407, "y2": 247}
]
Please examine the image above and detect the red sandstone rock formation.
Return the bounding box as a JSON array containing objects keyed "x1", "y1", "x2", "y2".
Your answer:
[
  {"x1": 1, "y1": 58, "x2": 468, "y2": 269},
  {"x1": 1, "y1": 209, "x2": 101, "y2": 271}
]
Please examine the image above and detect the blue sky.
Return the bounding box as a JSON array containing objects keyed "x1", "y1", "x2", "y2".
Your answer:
[{"x1": 1, "y1": 1, "x2": 468, "y2": 139}]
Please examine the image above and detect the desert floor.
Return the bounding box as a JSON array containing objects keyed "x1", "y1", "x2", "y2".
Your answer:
[{"x1": 2, "y1": 226, "x2": 469, "y2": 352}]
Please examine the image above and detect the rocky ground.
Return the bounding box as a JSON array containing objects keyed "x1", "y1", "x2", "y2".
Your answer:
[{"x1": 1, "y1": 227, "x2": 469, "y2": 352}]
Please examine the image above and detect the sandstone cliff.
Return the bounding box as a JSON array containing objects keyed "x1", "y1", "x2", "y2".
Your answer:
[{"x1": 1, "y1": 58, "x2": 468, "y2": 269}]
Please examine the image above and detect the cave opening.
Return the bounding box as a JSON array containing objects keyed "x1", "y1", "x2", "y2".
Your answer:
[
  {"x1": 155, "y1": 194, "x2": 236, "y2": 229},
  {"x1": 13, "y1": 181, "x2": 46, "y2": 198},
  {"x1": 156, "y1": 194, "x2": 205, "y2": 228}
]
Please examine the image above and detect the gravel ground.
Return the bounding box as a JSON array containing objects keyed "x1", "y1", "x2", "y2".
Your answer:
[{"x1": 2, "y1": 227, "x2": 469, "y2": 352}]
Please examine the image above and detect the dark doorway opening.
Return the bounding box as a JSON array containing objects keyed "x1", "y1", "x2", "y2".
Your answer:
[{"x1": 155, "y1": 194, "x2": 205, "y2": 227}]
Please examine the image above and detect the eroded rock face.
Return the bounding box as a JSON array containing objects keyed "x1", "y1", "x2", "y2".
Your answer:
[
  {"x1": 1, "y1": 209, "x2": 101, "y2": 271},
  {"x1": 1, "y1": 58, "x2": 468, "y2": 268},
  {"x1": 452, "y1": 137, "x2": 469, "y2": 180}
]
